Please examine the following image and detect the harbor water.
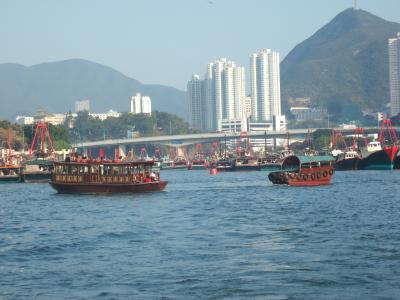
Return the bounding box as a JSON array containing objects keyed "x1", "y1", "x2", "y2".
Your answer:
[{"x1": 1, "y1": 170, "x2": 400, "y2": 299}]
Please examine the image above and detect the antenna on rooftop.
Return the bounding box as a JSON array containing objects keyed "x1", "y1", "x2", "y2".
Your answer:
[{"x1": 353, "y1": 0, "x2": 357, "y2": 9}]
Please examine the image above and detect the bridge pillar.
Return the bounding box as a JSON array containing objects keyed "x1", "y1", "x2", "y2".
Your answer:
[{"x1": 116, "y1": 144, "x2": 126, "y2": 159}]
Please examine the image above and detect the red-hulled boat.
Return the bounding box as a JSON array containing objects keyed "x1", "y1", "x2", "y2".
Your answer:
[
  {"x1": 50, "y1": 158, "x2": 167, "y2": 194},
  {"x1": 268, "y1": 155, "x2": 335, "y2": 186}
]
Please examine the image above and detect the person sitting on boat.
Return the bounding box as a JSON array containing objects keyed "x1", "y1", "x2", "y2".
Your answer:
[{"x1": 150, "y1": 171, "x2": 157, "y2": 182}]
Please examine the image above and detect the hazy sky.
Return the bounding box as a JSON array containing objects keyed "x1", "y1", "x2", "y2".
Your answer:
[{"x1": 1, "y1": 0, "x2": 400, "y2": 90}]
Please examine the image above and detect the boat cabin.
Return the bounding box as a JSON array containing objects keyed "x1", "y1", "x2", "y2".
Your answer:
[
  {"x1": 367, "y1": 141, "x2": 382, "y2": 152},
  {"x1": 282, "y1": 155, "x2": 335, "y2": 171},
  {"x1": 52, "y1": 160, "x2": 161, "y2": 185}
]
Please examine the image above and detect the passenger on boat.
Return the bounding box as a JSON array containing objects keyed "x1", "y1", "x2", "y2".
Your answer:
[{"x1": 150, "y1": 171, "x2": 157, "y2": 182}]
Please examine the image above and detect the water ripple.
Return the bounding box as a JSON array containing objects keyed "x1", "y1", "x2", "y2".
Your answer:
[{"x1": 1, "y1": 170, "x2": 400, "y2": 299}]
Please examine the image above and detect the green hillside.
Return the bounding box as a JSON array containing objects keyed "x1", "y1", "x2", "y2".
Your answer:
[
  {"x1": 0, "y1": 59, "x2": 187, "y2": 120},
  {"x1": 281, "y1": 8, "x2": 400, "y2": 120}
]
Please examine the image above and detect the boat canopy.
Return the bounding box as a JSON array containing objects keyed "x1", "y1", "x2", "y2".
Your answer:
[
  {"x1": 282, "y1": 155, "x2": 335, "y2": 170},
  {"x1": 53, "y1": 159, "x2": 158, "y2": 167}
]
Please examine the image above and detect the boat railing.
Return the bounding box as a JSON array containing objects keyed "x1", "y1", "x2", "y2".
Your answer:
[{"x1": 53, "y1": 172, "x2": 157, "y2": 184}]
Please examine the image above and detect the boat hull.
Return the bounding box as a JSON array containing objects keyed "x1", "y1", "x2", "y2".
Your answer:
[
  {"x1": 334, "y1": 158, "x2": 360, "y2": 171},
  {"x1": 49, "y1": 181, "x2": 168, "y2": 194},
  {"x1": 358, "y1": 147, "x2": 399, "y2": 170},
  {"x1": 233, "y1": 165, "x2": 261, "y2": 171},
  {"x1": 259, "y1": 164, "x2": 281, "y2": 171},
  {"x1": 23, "y1": 171, "x2": 52, "y2": 183},
  {"x1": 268, "y1": 166, "x2": 334, "y2": 186},
  {"x1": 0, "y1": 175, "x2": 23, "y2": 183},
  {"x1": 188, "y1": 165, "x2": 208, "y2": 170}
]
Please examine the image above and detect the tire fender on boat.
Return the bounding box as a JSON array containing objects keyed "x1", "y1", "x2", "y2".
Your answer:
[
  {"x1": 323, "y1": 171, "x2": 328, "y2": 177},
  {"x1": 329, "y1": 169, "x2": 334, "y2": 175}
]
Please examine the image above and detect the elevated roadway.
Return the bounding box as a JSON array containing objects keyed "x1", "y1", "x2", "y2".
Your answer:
[{"x1": 78, "y1": 127, "x2": 384, "y2": 148}]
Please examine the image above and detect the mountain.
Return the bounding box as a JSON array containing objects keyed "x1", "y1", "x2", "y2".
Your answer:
[
  {"x1": 281, "y1": 8, "x2": 400, "y2": 120},
  {"x1": 0, "y1": 59, "x2": 187, "y2": 120}
]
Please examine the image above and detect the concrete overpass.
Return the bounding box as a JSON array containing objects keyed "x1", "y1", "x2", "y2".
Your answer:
[{"x1": 78, "y1": 127, "x2": 384, "y2": 149}]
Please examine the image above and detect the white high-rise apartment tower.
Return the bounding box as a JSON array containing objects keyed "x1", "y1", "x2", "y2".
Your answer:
[
  {"x1": 205, "y1": 58, "x2": 246, "y2": 131},
  {"x1": 130, "y1": 93, "x2": 152, "y2": 115},
  {"x1": 389, "y1": 33, "x2": 400, "y2": 116},
  {"x1": 187, "y1": 75, "x2": 205, "y2": 130},
  {"x1": 250, "y1": 49, "x2": 281, "y2": 121}
]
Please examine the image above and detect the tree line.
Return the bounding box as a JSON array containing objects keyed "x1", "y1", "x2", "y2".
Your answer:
[{"x1": 0, "y1": 111, "x2": 197, "y2": 151}]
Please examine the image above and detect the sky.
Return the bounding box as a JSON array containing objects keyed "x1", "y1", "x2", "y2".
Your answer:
[{"x1": 1, "y1": 0, "x2": 400, "y2": 90}]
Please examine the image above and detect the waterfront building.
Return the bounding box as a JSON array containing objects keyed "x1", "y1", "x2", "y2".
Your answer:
[
  {"x1": 187, "y1": 74, "x2": 205, "y2": 130},
  {"x1": 389, "y1": 33, "x2": 400, "y2": 116},
  {"x1": 273, "y1": 115, "x2": 287, "y2": 131},
  {"x1": 75, "y1": 100, "x2": 90, "y2": 112},
  {"x1": 219, "y1": 118, "x2": 247, "y2": 133},
  {"x1": 250, "y1": 49, "x2": 281, "y2": 122},
  {"x1": 290, "y1": 107, "x2": 328, "y2": 122},
  {"x1": 130, "y1": 93, "x2": 152, "y2": 115}
]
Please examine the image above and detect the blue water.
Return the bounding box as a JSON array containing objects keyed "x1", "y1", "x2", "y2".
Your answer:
[{"x1": 1, "y1": 170, "x2": 400, "y2": 299}]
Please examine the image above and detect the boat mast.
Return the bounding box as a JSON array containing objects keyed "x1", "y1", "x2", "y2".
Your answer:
[
  {"x1": 351, "y1": 127, "x2": 368, "y2": 151},
  {"x1": 29, "y1": 121, "x2": 55, "y2": 158},
  {"x1": 264, "y1": 130, "x2": 267, "y2": 157},
  {"x1": 7, "y1": 128, "x2": 12, "y2": 165},
  {"x1": 378, "y1": 119, "x2": 398, "y2": 147},
  {"x1": 224, "y1": 134, "x2": 227, "y2": 158}
]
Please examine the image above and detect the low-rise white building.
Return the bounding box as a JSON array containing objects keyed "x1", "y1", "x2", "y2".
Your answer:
[
  {"x1": 75, "y1": 100, "x2": 90, "y2": 112},
  {"x1": 290, "y1": 107, "x2": 327, "y2": 122},
  {"x1": 18, "y1": 113, "x2": 67, "y2": 126},
  {"x1": 43, "y1": 114, "x2": 67, "y2": 126},
  {"x1": 16, "y1": 116, "x2": 34, "y2": 125},
  {"x1": 89, "y1": 110, "x2": 121, "y2": 120}
]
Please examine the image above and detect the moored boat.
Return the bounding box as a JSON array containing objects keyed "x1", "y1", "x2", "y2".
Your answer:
[
  {"x1": 188, "y1": 159, "x2": 208, "y2": 170},
  {"x1": 358, "y1": 143, "x2": 399, "y2": 170},
  {"x1": 0, "y1": 165, "x2": 24, "y2": 183},
  {"x1": 335, "y1": 150, "x2": 361, "y2": 171},
  {"x1": 268, "y1": 155, "x2": 335, "y2": 186},
  {"x1": 50, "y1": 159, "x2": 167, "y2": 194},
  {"x1": 188, "y1": 145, "x2": 209, "y2": 170},
  {"x1": 233, "y1": 155, "x2": 260, "y2": 171},
  {"x1": 211, "y1": 157, "x2": 235, "y2": 172},
  {"x1": 172, "y1": 156, "x2": 188, "y2": 170},
  {"x1": 22, "y1": 158, "x2": 54, "y2": 183}
]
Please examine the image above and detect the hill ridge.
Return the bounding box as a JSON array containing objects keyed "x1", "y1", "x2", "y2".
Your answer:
[
  {"x1": 0, "y1": 59, "x2": 186, "y2": 120},
  {"x1": 281, "y1": 8, "x2": 400, "y2": 120}
]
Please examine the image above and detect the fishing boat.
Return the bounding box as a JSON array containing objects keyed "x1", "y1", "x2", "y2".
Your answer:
[
  {"x1": 357, "y1": 120, "x2": 399, "y2": 170},
  {"x1": 0, "y1": 129, "x2": 24, "y2": 183},
  {"x1": 233, "y1": 152, "x2": 260, "y2": 171},
  {"x1": 335, "y1": 150, "x2": 361, "y2": 171},
  {"x1": 188, "y1": 155, "x2": 208, "y2": 170},
  {"x1": 232, "y1": 132, "x2": 260, "y2": 171},
  {"x1": 23, "y1": 121, "x2": 56, "y2": 182},
  {"x1": 188, "y1": 144, "x2": 209, "y2": 170},
  {"x1": 50, "y1": 158, "x2": 167, "y2": 194},
  {"x1": 268, "y1": 155, "x2": 335, "y2": 186},
  {"x1": 22, "y1": 159, "x2": 54, "y2": 182},
  {"x1": 0, "y1": 164, "x2": 24, "y2": 183},
  {"x1": 258, "y1": 153, "x2": 282, "y2": 171},
  {"x1": 172, "y1": 156, "x2": 188, "y2": 169},
  {"x1": 211, "y1": 157, "x2": 235, "y2": 172}
]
